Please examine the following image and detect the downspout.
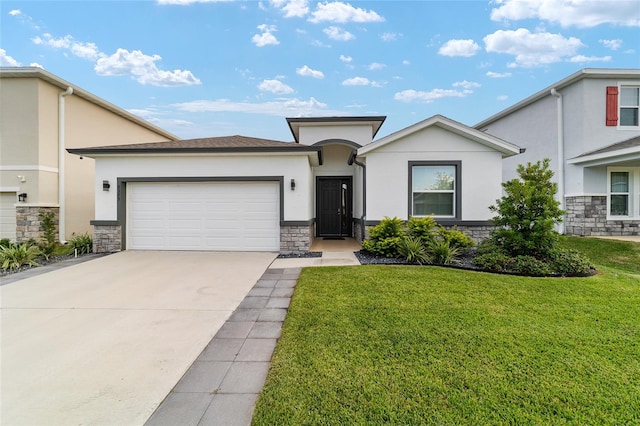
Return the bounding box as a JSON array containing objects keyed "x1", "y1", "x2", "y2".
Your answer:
[
  {"x1": 348, "y1": 151, "x2": 366, "y2": 242},
  {"x1": 550, "y1": 88, "x2": 565, "y2": 234},
  {"x1": 58, "y1": 86, "x2": 73, "y2": 243}
]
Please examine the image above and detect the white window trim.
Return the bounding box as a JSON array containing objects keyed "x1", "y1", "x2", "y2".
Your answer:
[
  {"x1": 618, "y1": 81, "x2": 640, "y2": 130},
  {"x1": 607, "y1": 166, "x2": 640, "y2": 220}
]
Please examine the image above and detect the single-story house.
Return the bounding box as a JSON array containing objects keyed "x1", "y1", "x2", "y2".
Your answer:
[{"x1": 69, "y1": 115, "x2": 521, "y2": 254}]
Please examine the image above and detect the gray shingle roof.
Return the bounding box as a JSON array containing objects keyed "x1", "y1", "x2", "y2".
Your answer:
[{"x1": 573, "y1": 135, "x2": 640, "y2": 158}]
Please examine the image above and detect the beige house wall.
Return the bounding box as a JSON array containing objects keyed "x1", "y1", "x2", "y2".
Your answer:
[{"x1": 0, "y1": 68, "x2": 178, "y2": 241}]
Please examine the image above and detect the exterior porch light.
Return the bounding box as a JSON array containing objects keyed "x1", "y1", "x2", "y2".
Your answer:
[
  {"x1": 290, "y1": 179, "x2": 296, "y2": 191},
  {"x1": 103, "y1": 180, "x2": 110, "y2": 191},
  {"x1": 18, "y1": 193, "x2": 27, "y2": 202}
]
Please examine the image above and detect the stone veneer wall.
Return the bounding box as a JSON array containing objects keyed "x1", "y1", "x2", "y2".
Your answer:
[
  {"x1": 565, "y1": 196, "x2": 640, "y2": 236},
  {"x1": 280, "y1": 224, "x2": 313, "y2": 254},
  {"x1": 15, "y1": 206, "x2": 59, "y2": 243},
  {"x1": 93, "y1": 224, "x2": 122, "y2": 253}
]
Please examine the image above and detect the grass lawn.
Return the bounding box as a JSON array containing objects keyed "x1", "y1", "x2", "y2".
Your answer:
[{"x1": 252, "y1": 237, "x2": 640, "y2": 425}]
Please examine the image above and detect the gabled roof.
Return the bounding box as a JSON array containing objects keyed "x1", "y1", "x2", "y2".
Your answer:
[
  {"x1": 286, "y1": 116, "x2": 386, "y2": 144},
  {"x1": 0, "y1": 66, "x2": 179, "y2": 141},
  {"x1": 475, "y1": 68, "x2": 640, "y2": 129},
  {"x1": 67, "y1": 135, "x2": 323, "y2": 164},
  {"x1": 568, "y1": 135, "x2": 640, "y2": 165},
  {"x1": 357, "y1": 114, "x2": 521, "y2": 157}
]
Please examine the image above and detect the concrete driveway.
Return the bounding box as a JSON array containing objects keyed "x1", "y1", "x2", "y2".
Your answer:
[{"x1": 0, "y1": 250, "x2": 276, "y2": 425}]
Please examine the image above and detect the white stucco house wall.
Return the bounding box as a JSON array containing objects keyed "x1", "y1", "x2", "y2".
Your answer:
[
  {"x1": 475, "y1": 68, "x2": 640, "y2": 237},
  {"x1": 69, "y1": 115, "x2": 520, "y2": 254}
]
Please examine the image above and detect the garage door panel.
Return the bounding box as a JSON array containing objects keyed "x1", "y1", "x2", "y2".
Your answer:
[{"x1": 128, "y1": 182, "x2": 279, "y2": 251}]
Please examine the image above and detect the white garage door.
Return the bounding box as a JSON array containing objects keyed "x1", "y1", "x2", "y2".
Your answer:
[
  {"x1": 0, "y1": 192, "x2": 17, "y2": 241},
  {"x1": 127, "y1": 182, "x2": 279, "y2": 251}
]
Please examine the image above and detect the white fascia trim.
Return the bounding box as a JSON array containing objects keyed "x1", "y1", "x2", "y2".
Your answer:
[
  {"x1": 359, "y1": 115, "x2": 520, "y2": 157},
  {"x1": 0, "y1": 165, "x2": 59, "y2": 173},
  {"x1": 15, "y1": 203, "x2": 60, "y2": 207},
  {"x1": 0, "y1": 187, "x2": 20, "y2": 192},
  {"x1": 568, "y1": 148, "x2": 640, "y2": 166}
]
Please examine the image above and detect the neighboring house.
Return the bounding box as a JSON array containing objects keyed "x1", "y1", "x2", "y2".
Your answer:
[
  {"x1": 0, "y1": 67, "x2": 178, "y2": 242},
  {"x1": 475, "y1": 68, "x2": 640, "y2": 237},
  {"x1": 69, "y1": 115, "x2": 520, "y2": 254}
]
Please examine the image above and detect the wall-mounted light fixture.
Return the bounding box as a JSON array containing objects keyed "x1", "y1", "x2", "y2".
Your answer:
[
  {"x1": 290, "y1": 179, "x2": 296, "y2": 191},
  {"x1": 18, "y1": 193, "x2": 28, "y2": 202},
  {"x1": 17, "y1": 175, "x2": 26, "y2": 183},
  {"x1": 103, "y1": 180, "x2": 110, "y2": 191}
]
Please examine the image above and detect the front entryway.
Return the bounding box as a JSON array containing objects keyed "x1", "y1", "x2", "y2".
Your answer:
[{"x1": 316, "y1": 177, "x2": 352, "y2": 237}]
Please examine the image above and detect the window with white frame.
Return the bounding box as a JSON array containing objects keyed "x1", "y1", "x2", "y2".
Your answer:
[
  {"x1": 608, "y1": 167, "x2": 639, "y2": 218},
  {"x1": 410, "y1": 162, "x2": 460, "y2": 218},
  {"x1": 620, "y1": 86, "x2": 640, "y2": 127}
]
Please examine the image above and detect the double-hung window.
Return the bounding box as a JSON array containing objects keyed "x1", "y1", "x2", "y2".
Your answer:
[
  {"x1": 620, "y1": 86, "x2": 640, "y2": 127},
  {"x1": 409, "y1": 162, "x2": 460, "y2": 218},
  {"x1": 608, "y1": 167, "x2": 639, "y2": 218}
]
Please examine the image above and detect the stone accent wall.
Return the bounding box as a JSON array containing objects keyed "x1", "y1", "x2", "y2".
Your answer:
[
  {"x1": 15, "y1": 206, "x2": 59, "y2": 243},
  {"x1": 280, "y1": 224, "x2": 313, "y2": 254},
  {"x1": 565, "y1": 196, "x2": 640, "y2": 236},
  {"x1": 93, "y1": 224, "x2": 122, "y2": 253}
]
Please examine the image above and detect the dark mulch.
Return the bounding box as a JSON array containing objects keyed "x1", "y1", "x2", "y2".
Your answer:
[
  {"x1": 0, "y1": 253, "x2": 94, "y2": 277},
  {"x1": 278, "y1": 252, "x2": 323, "y2": 259}
]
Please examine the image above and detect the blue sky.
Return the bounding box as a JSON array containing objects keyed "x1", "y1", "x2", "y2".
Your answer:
[{"x1": 2, "y1": 0, "x2": 639, "y2": 141}]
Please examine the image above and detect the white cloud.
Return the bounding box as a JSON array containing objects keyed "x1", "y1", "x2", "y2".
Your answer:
[
  {"x1": 340, "y1": 54, "x2": 352, "y2": 63},
  {"x1": 70, "y1": 42, "x2": 102, "y2": 60},
  {"x1": 394, "y1": 80, "x2": 480, "y2": 103},
  {"x1": 271, "y1": 0, "x2": 309, "y2": 18},
  {"x1": 0, "y1": 49, "x2": 20, "y2": 66},
  {"x1": 380, "y1": 32, "x2": 400, "y2": 42},
  {"x1": 600, "y1": 39, "x2": 623, "y2": 50},
  {"x1": 394, "y1": 88, "x2": 466, "y2": 103},
  {"x1": 438, "y1": 39, "x2": 480, "y2": 57},
  {"x1": 497, "y1": 95, "x2": 508, "y2": 101},
  {"x1": 569, "y1": 54, "x2": 612, "y2": 63},
  {"x1": 490, "y1": 0, "x2": 640, "y2": 28},
  {"x1": 342, "y1": 76, "x2": 383, "y2": 87},
  {"x1": 172, "y1": 97, "x2": 343, "y2": 117},
  {"x1": 486, "y1": 71, "x2": 512, "y2": 78},
  {"x1": 402, "y1": 59, "x2": 410, "y2": 65},
  {"x1": 95, "y1": 48, "x2": 201, "y2": 87},
  {"x1": 9, "y1": 9, "x2": 21, "y2": 16},
  {"x1": 323, "y1": 26, "x2": 354, "y2": 41},
  {"x1": 258, "y1": 79, "x2": 294, "y2": 94},
  {"x1": 484, "y1": 28, "x2": 584, "y2": 68},
  {"x1": 296, "y1": 65, "x2": 325, "y2": 79},
  {"x1": 453, "y1": 80, "x2": 481, "y2": 91},
  {"x1": 309, "y1": 1, "x2": 384, "y2": 23},
  {"x1": 368, "y1": 62, "x2": 386, "y2": 70},
  {"x1": 252, "y1": 24, "x2": 280, "y2": 47},
  {"x1": 32, "y1": 33, "x2": 71, "y2": 49}
]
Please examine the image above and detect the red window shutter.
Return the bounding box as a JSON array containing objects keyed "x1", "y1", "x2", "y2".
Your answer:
[{"x1": 606, "y1": 86, "x2": 618, "y2": 126}]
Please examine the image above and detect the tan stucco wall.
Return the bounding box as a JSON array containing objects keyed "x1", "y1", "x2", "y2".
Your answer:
[{"x1": 1, "y1": 73, "x2": 175, "y2": 240}]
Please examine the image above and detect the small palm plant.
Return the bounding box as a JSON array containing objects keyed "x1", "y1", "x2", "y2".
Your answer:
[{"x1": 398, "y1": 236, "x2": 429, "y2": 265}]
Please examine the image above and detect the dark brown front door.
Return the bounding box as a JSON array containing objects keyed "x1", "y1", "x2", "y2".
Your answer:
[{"x1": 316, "y1": 177, "x2": 352, "y2": 237}]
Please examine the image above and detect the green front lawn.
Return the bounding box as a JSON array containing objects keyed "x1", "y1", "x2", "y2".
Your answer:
[{"x1": 252, "y1": 237, "x2": 640, "y2": 425}]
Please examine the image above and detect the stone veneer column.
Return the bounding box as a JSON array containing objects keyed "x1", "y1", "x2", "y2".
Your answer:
[
  {"x1": 15, "y1": 206, "x2": 59, "y2": 243},
  {"x1": 280, "y1": 224, "x2": 313, "y2": 254},
  {"x1": 92, "y1": 224, "x2": 122, "y2": 253},
  {"x1": 565, "y1": 196, "x2": 640, "y2": 236}
]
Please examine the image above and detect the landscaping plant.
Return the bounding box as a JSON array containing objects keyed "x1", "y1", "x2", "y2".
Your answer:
[
  {"x1": 68, "y1": 232, "x2": 93, "y2": 255},
  {"x1": 474, "y1": 158, "x2": 593, "y2": 276},
  {"x1": 38, "y1": 211, "x2": 57, "y2": 259},
  {"x1": 0, "y1": 241, "x2": 41, "y2": 271}
]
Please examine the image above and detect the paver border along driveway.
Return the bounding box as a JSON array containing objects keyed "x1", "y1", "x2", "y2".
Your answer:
[{"x1": 0, "y1": 251, "x2": 276, "y2": 426}]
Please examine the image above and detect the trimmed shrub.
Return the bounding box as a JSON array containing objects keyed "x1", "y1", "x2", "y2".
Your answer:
[
  {"x1": 509, "y1": 256, "x2": 553, "y2": 277},
  {"x1": 39, "y1": 212, "x2": 57, "y2": 260},
  {"x1": 398, "y1": 236, "x2": 429, "y2": 265},
  {"x1": 362, "y1": 217, "x2": 406, "y2": 257},
  {"x1": 406, "y1": 216, "x2": 437, "y2": 242},
  {"x1": 549, "y1": 248, "x2": 595, "y2": 276},
  {"x1": 437, "y1": 226, "x2": 475, "y2": 251},
  {"x1": 472, "y1": 252, "x2": 514, "y2": 272}
]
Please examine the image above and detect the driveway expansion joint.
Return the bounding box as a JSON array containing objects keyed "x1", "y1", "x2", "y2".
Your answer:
[{"x1": 145, "y1": 267, "x2": 300, "y2": 426}]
